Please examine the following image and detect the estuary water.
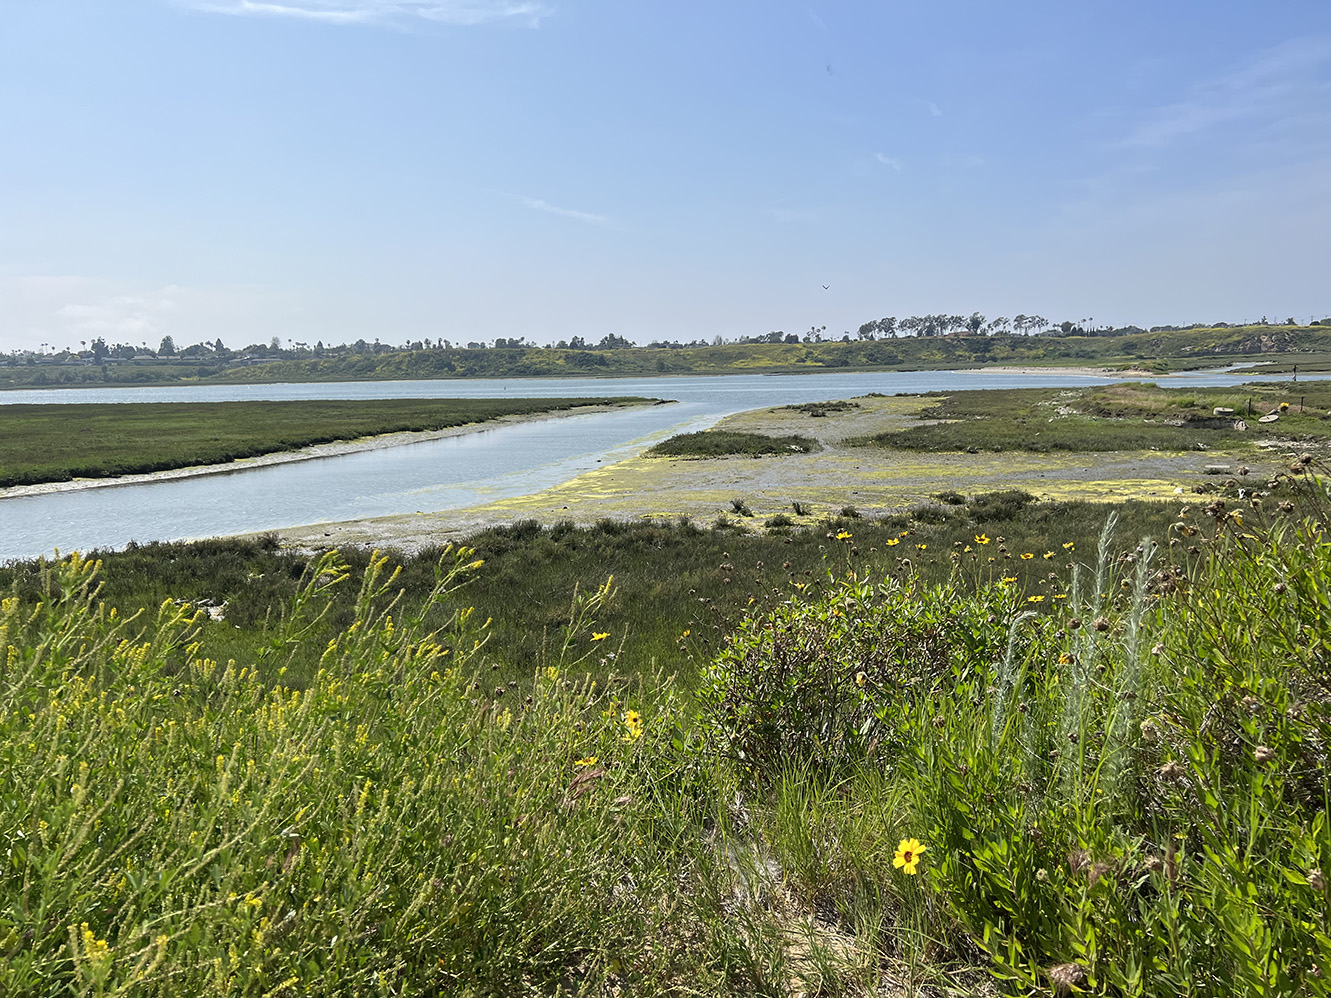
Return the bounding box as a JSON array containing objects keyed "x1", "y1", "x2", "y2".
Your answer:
[{"x1": 0, "y1": 368, "x2": 1312, "y2": 561}]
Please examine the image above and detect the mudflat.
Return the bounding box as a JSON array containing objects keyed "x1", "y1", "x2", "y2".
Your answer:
[{"x1": 268, "y1": 392, "x2": 1285, "y2": 552}]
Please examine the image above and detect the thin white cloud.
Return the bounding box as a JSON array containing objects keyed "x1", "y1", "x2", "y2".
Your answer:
[
  {"x1": 177, "y1": 0, "x2": 552, "y2": 27},
  {"x1": 806, "y1": 7, "x2": 826, "y2": 30},
  {"x1": 875, "y1": 153, "x2": 903, "y2": 172},
  {"x1": 519, "y1": 196, "x2": 608, "y2": 225},
  {"x1": 763, "y1": 201, "x2": 823, "y2": 224},
  {"x1": 1120, "y1": 35, "x2": 1331, "y2": 151},
  {"x1": 925, "y1": 100, "x2": 942, "y2": 117},
  {"x1": 0, "y1": 277, "x2": 283, "y2": 353}
]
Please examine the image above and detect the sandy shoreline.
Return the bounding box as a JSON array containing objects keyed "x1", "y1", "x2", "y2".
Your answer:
[{"x1": 0, "y1": 402, "x2": 653, "y2": 500}]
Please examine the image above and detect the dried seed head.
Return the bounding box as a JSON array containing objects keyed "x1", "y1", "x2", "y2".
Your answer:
[
  {"x1": 1093, "y1": 616, "x2": 1111, "y2": 632},
  {"x1": 1242, "y1": 695, "x2": 1261, "y2": 713},
  {"x1": 1088, "y1": 861, "x2": 1115, "y2": 887},
  {"x1": 1310, "y1": 868, "x2": 1326, "y2": 892},
  {"x1": 1254, "y1": 745, "x2": 1275, "y2": 764},
  {"x1": 1048, "y1": 962, "x2": 1088, "y2": 996},
  {"x1": 1158, "y1": 760, "x2": 1186, "y2": 780},
  {"x1": 1140, "y1": 719, "x2": 1159, "y2": 743}
]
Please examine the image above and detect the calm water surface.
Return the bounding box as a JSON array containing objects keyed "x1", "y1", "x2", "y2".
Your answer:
[{"x1": 0, "y1": 370, "x2": 1314, "y2": 560}]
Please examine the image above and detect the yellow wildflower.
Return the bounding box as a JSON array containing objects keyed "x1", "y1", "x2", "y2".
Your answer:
[
  {"x1": 623, "y1": 710, "x2": 644, "y2": 741},
  {"x1": 893, "y1": 838, "x2": 926, "y2": 875},
  {"x1": 591, "y1": 632, "x2": 609, "y2": 642},
  {"x1": 1020, "y1": 552, "x2": 1034, "y2": 560},
  {"x1": 975, "y1": 533, "x2": 991, "y2": 545},
  {"x1": 575, "y1": 756, "x2": 598, "y2": 767}
]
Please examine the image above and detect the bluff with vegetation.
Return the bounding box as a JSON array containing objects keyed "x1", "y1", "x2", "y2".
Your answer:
[{"x1": 6, "y1": 322, "x2": 1331, "y2": 388}]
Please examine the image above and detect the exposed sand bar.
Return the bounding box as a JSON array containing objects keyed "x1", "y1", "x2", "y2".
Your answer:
[{"x1": 0, "y1": 401, "x2": 652, "y2": 500}]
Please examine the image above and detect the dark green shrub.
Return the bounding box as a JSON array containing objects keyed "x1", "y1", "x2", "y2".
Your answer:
[
  {"x1": 968, "y1": 489, "x2": 1037, "y2": 521},
  {"x1": 695, "y1": 575, "x2": 1006, "y2": 777},
  {"x1": 911, "y1": 504, "x2": 953, "y2": 525}
]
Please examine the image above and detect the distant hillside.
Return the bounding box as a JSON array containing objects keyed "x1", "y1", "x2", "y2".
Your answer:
[
  {"x1": 6, "y1": 323, "x2": 1331, "y2": 389},
  {"x1": 210, "y1": 324, "x2": 1331, "y2": 383}
]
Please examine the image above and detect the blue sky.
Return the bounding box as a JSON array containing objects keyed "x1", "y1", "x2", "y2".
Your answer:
[{"x1": 2, "y1": 0, "x2": 1330, "y2": 352}]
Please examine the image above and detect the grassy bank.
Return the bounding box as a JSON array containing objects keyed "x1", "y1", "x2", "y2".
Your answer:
[
  {"x1": 863, "y1": 381, "x2": 1331, "y2": 455},
  {"x1": 0, "y1": 397, "x2": 650, "y2": 488},
  {"x1": 2, "y1": 465, "x2": 1329, "y2": 995}
]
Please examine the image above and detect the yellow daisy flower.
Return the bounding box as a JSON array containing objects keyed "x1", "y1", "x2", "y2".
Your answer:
[{"x1": 893, "y1": 838, "x2": 926, "y2": 875}]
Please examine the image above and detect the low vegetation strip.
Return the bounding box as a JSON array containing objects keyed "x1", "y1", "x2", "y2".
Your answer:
[
  {"x1": 647, "y1": 429, "x2": 820, "y2": 458},
  {"x1": 0, "y1": 494, "x2": 1182, "y2": 677},
  {"x1": 2, "y1": 466, "x2": 1329, "y2": 995},
  {"x1": 864, "y1": 381, "x2": 1329, "y2": 454},
  {"x1": 0, "y1": 397, "x2": 648, "y2": 488}
]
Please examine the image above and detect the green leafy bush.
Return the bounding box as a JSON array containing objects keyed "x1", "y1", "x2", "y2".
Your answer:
[{"x1": 695, "y1": 575, "x2": 1007, "y2": 777}]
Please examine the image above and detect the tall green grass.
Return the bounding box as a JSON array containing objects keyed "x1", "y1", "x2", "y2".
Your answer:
[{"x1": 3, "y1": 472, "x2": 1329, "y2": 994}]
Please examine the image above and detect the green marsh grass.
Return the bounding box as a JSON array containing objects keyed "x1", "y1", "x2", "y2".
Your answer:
[
  {"x1": 861, "y1": 382, "x2": 1331, "y2": 455},
  {"x1": 1, "y1": 498, "x2": 1184, "y2": 689},
  {"x1": 647, "y1": 430, "x2": 820, "y2": 458},
  {"x1": 0, "y1": 397, "x2": 648, "y2": 487}
]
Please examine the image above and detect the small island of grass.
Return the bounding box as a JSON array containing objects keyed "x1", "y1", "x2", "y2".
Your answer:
[{"x1": 647, "y1": 429, "x2": 820, "y2": 458}]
